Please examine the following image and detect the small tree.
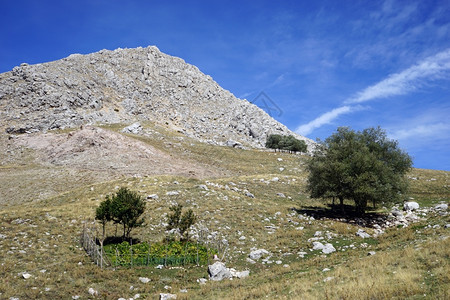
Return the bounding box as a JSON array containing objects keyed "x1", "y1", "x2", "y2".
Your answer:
[
  {"x1": 95, "y1": 197, "x2": 112, "y2": 239},
  {"x1": 95, "y1": 187, "x2": 146, "y2": 240},
  {"x1": 166, "y1": 204, "x2": 197, "y2": 241},
  {"x1": 306, "y1": 126, "x2": 412, "y2": 215}
]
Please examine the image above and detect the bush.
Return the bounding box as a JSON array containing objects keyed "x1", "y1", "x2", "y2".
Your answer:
[{"x1": 166, "y1": 204, "x2": 197, "y2": 241}]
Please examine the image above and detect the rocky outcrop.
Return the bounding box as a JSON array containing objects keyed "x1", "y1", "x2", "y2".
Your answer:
[{"x1": 0, "y1": 46, "x2": 313, "y2": 149}]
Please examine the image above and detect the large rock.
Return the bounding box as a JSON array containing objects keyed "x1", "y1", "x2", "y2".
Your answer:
[{"x1": 208, "y1": 262, "x2": 232, "y2": 281}]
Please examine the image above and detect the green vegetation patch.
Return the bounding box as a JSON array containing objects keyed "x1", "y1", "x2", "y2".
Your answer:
[{"x1": 103, "y1": 240, "x2": 216, "y2": 267}]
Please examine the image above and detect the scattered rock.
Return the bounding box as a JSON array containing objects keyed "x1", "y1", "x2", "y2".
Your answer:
[
  {"x1": 122, "y1": 122, "x2": 142, "y2": 134},
  {"x1": 139, "y1": 277, "x2": 151, "y2": 283},
  {"x1": 322, "y1": 243, "x2": 336, "y2": 254},
  {"x1": 404, "y1": 201, "x2": 419, "y2": 211},
  {"x1": 197, "y1": 278, "x2": 207, "y2": 285},
  {"x1": 147, "y1": 194, "x2": 159, "y2": 200},
  {"x1": 208, "y1": 262, "x2": 231, "y2": 281},
  {"x1": 276, "y1": 193, "x2": 286, "y2": 198},
  {"x1": 246, "y1": 258, "x2": 256, "y2": 264},
  {"x1": 156, "y1": 264, "x2": 164, "y2": 269},
  {"x1": 391, "y1": 208, "x2": 403, "y2": 217},
  {"x1": 88, "y1": 288, "x2": 98, "y2": 296},
  {"x1": 368, "y1": 251, "x2": 376, "y2": 256},
  {"x1": 160, "y1": 293, "x2": 177, "y2": 300},
  {"x1": 166, "y1": 191, "x2": 180, "y2": 196},
  {"x1": 434, "y1": 203, "x2": 448, "y2": 211},
  {"x1": 197, "y1": 185, "x2": 208, "y2": 190},
  {"x1": 312, "y1": 242, "x2": 324, "y2": 251},
  {"x1": 249, "y1": 249, "x2": 270, "y2": 260},
  {"x1": 22, "y1": 273, "x2": 32, "y2": 279},
  {"x1": 356, "y1": 229, "x2": 371, "y2": 239},
  {"x1": 245, "y1": 191, "x2": 255, "y2": 198},
  {"x1": 323, "y1": 277, "x2": 334, "y2": 282},
  {"x1": 0, "y1": 234, "x2": 6, "y2": 239}
]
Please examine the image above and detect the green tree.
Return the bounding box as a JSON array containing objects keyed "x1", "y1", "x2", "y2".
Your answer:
[
  {"x1": 266, "y1": 134, "x2": 307, "y2": 153},
  {"x1": 95, "y1": 197, "x2": 112, "y2": 239},
  {"x1": 306, "y1": 127, "x2": 412, "y2": 215},
  {"x1": 96, "y1": 187, "x2": 146, "y2": 239},
  {"x1": 166, "y1": 204, "x2": 197, "y2": 241},
  {"x1": 265, "y1": 134, "x2": 282, "y2": 150}
]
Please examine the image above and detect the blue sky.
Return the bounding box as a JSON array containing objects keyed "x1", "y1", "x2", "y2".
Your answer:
[{"x1": 1, "y1": 0, "x2": 449, "y2": 170}]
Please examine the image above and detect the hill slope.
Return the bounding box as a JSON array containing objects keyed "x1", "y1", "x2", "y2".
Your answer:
[{"x1": 0, "y1": 46, "x2": 313, "y2": 148}]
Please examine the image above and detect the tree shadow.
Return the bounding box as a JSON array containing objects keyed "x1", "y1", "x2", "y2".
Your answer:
[
  {"x1": 292, "y1": 204, "x2": 390, "y2": 228},
  {"x1": 97, "y1": 236, "x2": 141, "y2": 246}
]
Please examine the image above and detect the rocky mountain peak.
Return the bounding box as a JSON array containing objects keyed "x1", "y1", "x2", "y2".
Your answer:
[{"x1": 0, "y1": 46, "x2": 313, "y2": 148}]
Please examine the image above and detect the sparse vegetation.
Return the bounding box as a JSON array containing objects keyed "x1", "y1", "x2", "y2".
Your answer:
[
  {"x1": 166, "y1": 204, "x2": 197, "y2": 241},
  {"x1": 0, "y1": 123, "x2": 448, "y2": 299}
]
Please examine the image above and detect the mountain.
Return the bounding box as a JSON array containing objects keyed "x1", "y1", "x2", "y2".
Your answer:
[{"x1": 0, "y1": 46, "x2": 313, "y2": 149}]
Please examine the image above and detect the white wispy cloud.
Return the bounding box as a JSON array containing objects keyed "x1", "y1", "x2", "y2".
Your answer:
[
  {"x1": 347, "y1": 48, "x2": 450, "y2": 104},
  {"x1": 295, "y1": 105, "x2": 363, "y2": 135},
  {"x1": 296, "y1": 49, "x2": 450, "y2": 137},
  {"x1": 390, "y1": 122, "x2": 450, "y2": 141}
]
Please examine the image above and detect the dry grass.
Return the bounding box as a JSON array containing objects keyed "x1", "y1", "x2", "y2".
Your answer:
[{"x1": 0, "y1": 124, "x2": 449, "y2": 299}]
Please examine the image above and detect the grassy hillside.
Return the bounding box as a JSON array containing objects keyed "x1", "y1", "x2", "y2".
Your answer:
[{"x1": 0, "y1": 124, "x2": 448, "y2": 299}]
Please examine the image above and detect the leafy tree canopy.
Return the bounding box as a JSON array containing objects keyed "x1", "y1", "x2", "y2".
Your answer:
[
  {"x1": 306, "y1": 126, "x2": 412, "y2": 214},
  {"x1": 266, "y1": 134, "x2": 307, "y2": 153},
  {"x1": 95, "y1": 187, "x2": 145, "y2": 239}
]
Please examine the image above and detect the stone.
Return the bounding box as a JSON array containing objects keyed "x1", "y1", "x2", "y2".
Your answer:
[
  {"x1": 276, "y1": 193, "x2": 286, "y2": 198},
  {"x1": 22, "y1": 273, "x2": 32, "y2": 279},
  {"x1": 156, "y1": 264, "x2": 164, "y2": 269},
  {"x1": 0, "y1": 234, "x2": 6, "y2": 239},
  {"x1": 322, "y1": 243, "x2": 336, "y2": 254},
  {"x1": 368, "y1": 251, "x2": 376, "y2": 256},
  {"x1": 249, "y1": 249, "x2": 270, "y2": 260},
  {"x1": 403, "y1": 201, "x2": 419, "y2": 211},
  {"x1": 122, "y1": 122, "x2": 142, "y2": 134},
  {"x1": 147, "y1": 194, "x2": 159, "y2": 200},
  {"x1": 434, "y1": 203, "x2": 448, "y2": 211},
  {"x1": 197, "y1": 278, "x2": 207, "y2": 285},
  {"x1": 166, "y1": 191, "x2": 180, "y2": 196},
  {"x1": 391, "y1": 208, "x2": 403, "y2": 217},
  {"x1": 160, "y1": 293, "x2": 177, "y2": 300},
  {"x1": 235, "y1": 270, "x2": 250, "y2": 278},
  {"x1": 245, "y1": 191, "x2": 255, "y2": 198},
  {"x1": 208, "y1": 262, "x2": 232, "y2": 281},
  {"x1": 88, "y1": 288, "x2": 98, "y2": 296},
  {"x1": 139, "y1": 277, "x2": 151, "y2": 283},
  {"x1": 356, "y1": 229, "x2": 371, "y2": 239},
  {"x1": 312, "y1": 242, "x2": 324, "y2": 251}
]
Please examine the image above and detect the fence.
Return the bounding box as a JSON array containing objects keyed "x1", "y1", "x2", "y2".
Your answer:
[
  {"x1": 80, "y1": 223, "x2": 110, "y2": 268},
  {"x1": 80, "y1": 222, "x2": 228, "y2": 269}
]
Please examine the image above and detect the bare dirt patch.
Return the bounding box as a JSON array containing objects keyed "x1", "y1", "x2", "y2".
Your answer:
[{"x1": 15, "y1": 126, "x2": 218, "y2": 178}]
